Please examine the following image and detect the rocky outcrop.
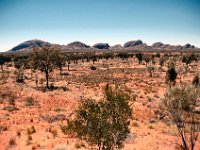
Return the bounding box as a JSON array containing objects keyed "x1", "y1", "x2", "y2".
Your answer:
[
  {"x1": 8, "y1": 39, "x2": 199, "y2": 52},
  {"x1": 67, "y1": 41, "x2": 90, "y2": 49},
  {"x1": 151, "y1": 42, "x2": 164, "y2": 49},
  {"x1": 93, "y1": 43, "x2": 110, "y2": 49},
  {"x1": 10, "y1": 40, "x2": 51, "y2": 52},
  {"x1": 111, "y1": 44, "x2": 123, "y2": 49},
  {"x1": 183, "y1": 43, "x2": 195, "y2": 49},
  {"x1": 152, "y1": 42, "x2": 197, "y2": 50},
  {"x1": 123, "y1": 40, "x2": 146, "y2": 48}
]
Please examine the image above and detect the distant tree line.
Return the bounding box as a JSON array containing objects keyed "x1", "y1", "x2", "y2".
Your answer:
[{"x1": 1, "y1": 47, "x2": 200, "y2": 88}]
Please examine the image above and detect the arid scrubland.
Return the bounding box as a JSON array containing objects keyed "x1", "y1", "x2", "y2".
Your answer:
[{"x1": 0, "y1": 49, "x2": 200, "y2": 150}]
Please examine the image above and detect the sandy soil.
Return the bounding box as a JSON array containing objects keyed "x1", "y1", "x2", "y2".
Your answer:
[{"x1": 0, "y1": 56, "x2": 200, "y2": 150}]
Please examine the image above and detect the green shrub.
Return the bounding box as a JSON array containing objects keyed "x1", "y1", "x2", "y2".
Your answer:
[{"x1": 61, "y1": 84, "x2": 133, "y2": 150}]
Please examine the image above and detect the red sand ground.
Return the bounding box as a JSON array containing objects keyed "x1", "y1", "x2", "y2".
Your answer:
[{"x1": 0, "y1": 56, "x2": 200, "y2": 150}]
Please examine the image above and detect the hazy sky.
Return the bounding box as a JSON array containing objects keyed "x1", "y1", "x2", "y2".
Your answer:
[{"x1": 0, "y1": 0, "x2": 200, "y2": 51}]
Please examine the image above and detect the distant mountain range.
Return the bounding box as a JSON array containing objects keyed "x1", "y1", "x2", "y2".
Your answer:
[{"x1": 8, "y1": 39, "x2": 199, "y2": 52}]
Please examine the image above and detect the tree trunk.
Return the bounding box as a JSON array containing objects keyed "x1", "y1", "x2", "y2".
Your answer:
[
  {"x1": 60, "y1": 66, "x2": 62, "y2": 75},
  {"x1": 1, "y1": 65, "x2": 3, "y2": 72},
  {"x1": 68, "y1": 63, "x2": 70, "y2": 71},
  {"x1": 45, "y1": 69, "x2": 49, "y2": 89},
  {"x1": 98, "y1": 143, "x2": 101, "y2": 150}
]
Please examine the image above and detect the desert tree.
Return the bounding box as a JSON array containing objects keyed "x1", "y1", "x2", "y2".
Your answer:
[
  {"x1": 102, "y1": 52, "x2": 114, "y2": 61},
  {"x1": 162, "y1": 85, "x2": 200, "y2": 150},
  {"x1": 135, "y1": 53, "x2": 143, "y2": 64},
  {"x1": 155, "y1": 53, "x2": 160, "y2": 58},
  {"x1": 91, "y1": 55, "x2": 97, "y2": 64},
  {"x1": 166, "y1": 57, "x2": 176, "y2": 68},
  {"x1": 177, "y1": 65, "x2": 186, "y2": 83},
  {"x1": 182, "y1": 54, "x2": 197, "y2": 71},
  {"x1": 61, "y1": 84, "x2": 134, "y2": 150},
  {"x1": 13, "y1": 55, "x2": 28, "y2": 83},
  {"x1": 117, "y1": 52, "x2": 129, "y2": 60},
  {"x1": 143, "y1": 54, "x2": 151, "y2": 66},
  {"x1": 31, "y1": 46, "x2": 59, "y2": 88},
  {"x1": 54, "y1": 51, "x2": 66, "y2": 75},
  {"x1": 159, "y1": 56, "x2": 166, "y2": 69},
  {"x1": 65, "y1": 54, "x2": 71, "y2": 71},
  {"x1": 166, "y1": 64, "x2": 177, "y2": 87},
  {"x1": 0, "y1": 55, "x2": 11, "y2": 72},
  {"x1": 151, "y1": 55, "x2": 156, "y2": 65},
  {"x1": 146, "y1": 63, "x2": 154, "y2": 77}
]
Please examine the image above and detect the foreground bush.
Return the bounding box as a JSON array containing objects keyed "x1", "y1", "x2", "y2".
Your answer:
[
  {"x1": 162, "y1": 85, "x2": 200, "y2": 150},
  {"x1": 61, "y1": 84, "x2": 133, "y2": 150}
]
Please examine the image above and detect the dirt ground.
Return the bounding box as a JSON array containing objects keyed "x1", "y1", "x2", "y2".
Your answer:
[{"x1": 0, "y1": 55, "x2": 200, "y2": 150}]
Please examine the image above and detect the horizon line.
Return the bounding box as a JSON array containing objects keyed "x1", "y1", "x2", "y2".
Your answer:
[{"x1": 1, "y1": 38, "x2": 199, "y2": 52}]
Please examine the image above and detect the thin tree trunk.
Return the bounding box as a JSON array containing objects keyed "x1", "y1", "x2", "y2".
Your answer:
[
  {"x1": 179, "y1": 74, "x2": 182, "y2": 83},
  {"x1": 68, "y1": 63, "x2": 70, "y2": 71},
  {"x1": 98, "y1": 143, "x2": 101, "y2": 150},
  {"x1": 1, "y1": 65, "x2": 3, "y2": 72},
  {"x1": 45, "y1": 69, "x2": 49, "y2": 89},
  {"x1": 60, "y1": 66, "x2": 62, "y2": 75}
]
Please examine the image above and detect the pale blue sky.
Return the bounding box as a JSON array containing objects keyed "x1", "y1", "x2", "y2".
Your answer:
[{"x1": 0, "y1": 0, "x2": 200, "y2": 51}]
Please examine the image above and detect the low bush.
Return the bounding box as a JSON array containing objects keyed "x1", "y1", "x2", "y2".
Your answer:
[{"x1": 90, "y1": 66, "x2": 97, "y2": 70}]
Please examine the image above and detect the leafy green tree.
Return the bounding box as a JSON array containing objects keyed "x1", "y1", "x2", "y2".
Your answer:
[{"x1": 61, "y1": 85, "x2": 133, "y2": 150}]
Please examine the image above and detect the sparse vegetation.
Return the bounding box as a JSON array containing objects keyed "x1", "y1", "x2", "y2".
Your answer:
[
  {"x1": 0, "y1": 50, "x2": 200, "y2": 149},
  {"x1": 192, "y1": 74, "x2": 199, "y2": 87},
  {"x1": 24, "y1": 97, "x2": 34, "y2": 106},
  {"x1": 90, "y1": 65, "x2": 97, "y2": 70},
  {"x1": 27, "y1": 126, "x2": 36, "y2": 135},
  {"x1": 0, "y1": 125, "x2": 8, "y2": 132},
  {"x1": 146, "y1": 63, "x2": 154, "y2": 77},
  {"x1": 3, "y1": 106, "x2": 18, "y2": 112},
  {"x1": 8, "y1": 137, "x2": 16, "y2": 147}
]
